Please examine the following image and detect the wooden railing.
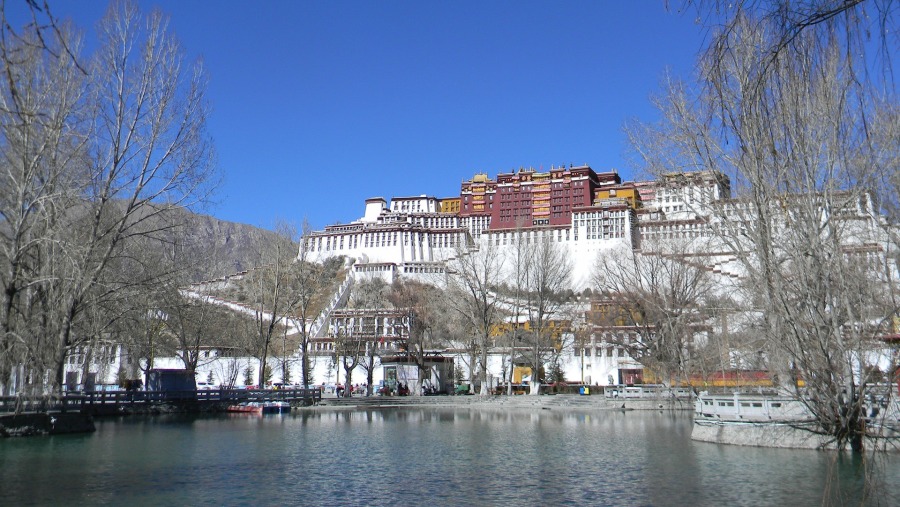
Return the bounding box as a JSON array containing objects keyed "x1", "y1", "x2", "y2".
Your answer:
[
  {"x1": 0, "y1": 395, "x2": 84, "y2": 413},
  {"x1": 0, "y1": 388, "x2": 322, "y2": 414}
]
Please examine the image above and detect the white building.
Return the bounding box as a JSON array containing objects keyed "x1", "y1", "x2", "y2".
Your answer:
[{"x1": 300, "y1": 168, "x2": 898, "y2": 388}]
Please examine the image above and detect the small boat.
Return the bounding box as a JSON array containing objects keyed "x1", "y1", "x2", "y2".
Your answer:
[
  {"x1": 261, "y1": 401, "x2": 291, "y2": 414},
  {"x1": 227, "y1": 403, "x2": 263, "y2": 414},
  {"x1": 226, "y1": 401, "x2": 291, "y2": 414}
]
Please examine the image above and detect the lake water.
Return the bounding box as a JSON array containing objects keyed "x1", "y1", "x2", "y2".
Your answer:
[{"x1": 2, "y1": 408, "x2": 899, "y2": 506}]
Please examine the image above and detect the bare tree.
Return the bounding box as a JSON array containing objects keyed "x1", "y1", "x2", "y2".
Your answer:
[
  {"x1": 445, "y1": 239, "x2": 505, "y2": 395},
  {"x1": 107, "y1": 202, "x2": 246, "y2": 386},
  {"x1": 331, "y1": 326, "x2": 363, "y2": 397},
  {"x1": 563, "y1": 301, "x2": 592, "y2": 385},
  {"x1": 682, "y1": 0, "x2": 896, "y2": 77},
  {"x1": 0, "y1": 2, "x2": 216, "y2": 395},
  {"x1": 352, "y1": 278, "x2": 388, "y2": 395},
  {"x1": 388, "y1": 278, "x2": 446, "y2": 395},
  {"x1": 0, "y1": 7, "x2": 87, "y2": 395},
  {"x1": 240, "y1": 223, "x2": 302, "y2": 386},
  {"x1": 505, "y1": 219, "x2": 530, "y2": 394},
  {"x1": 292, "y1": 225, "x2": 345, "y2": 388},
  {"x1": 521, "y1": 232, "x2": 572, "y2": 394},
  {"x1": 328, "y1": 277, "x2": 387, "y2": 396},
  {"x1": 592, "y1": 241, "x2": 717, "y2": 385},
  {"x1": 161, "y1": 292, "x2": 235, "y2": 373},
  {"x1": 627, "y1": 12, "x2": 899, "y2": 451},
  {"x1": 678, "y1": 0, "x2": 899, "y2": 219}
]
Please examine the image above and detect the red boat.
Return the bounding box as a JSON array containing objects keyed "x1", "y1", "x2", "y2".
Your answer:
[
  {"x1": 226, "y1": 403, "x2": 263, "y2": 414},
  {"x1": 226, "y1": 402, "x2": 291, "y2": 414}
]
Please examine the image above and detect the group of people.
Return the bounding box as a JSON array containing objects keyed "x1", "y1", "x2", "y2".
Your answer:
[
  {"x1": 330, "y1": 381, "x2": 431, "y2": 397},
  {"x1": 334, "y1": 383, "x2": 368, "y2": 397},
  {"x1": 375, "y1": 382, "x2": 410, "y2": 396}
]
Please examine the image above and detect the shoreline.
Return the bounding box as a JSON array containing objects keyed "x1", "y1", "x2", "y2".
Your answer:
[
  {"x1": 297, "y1": 393, "x2": 695, "y2": 412},
  {"x1": 1, "y1": 394, "x2": 692, "y2": 437}
]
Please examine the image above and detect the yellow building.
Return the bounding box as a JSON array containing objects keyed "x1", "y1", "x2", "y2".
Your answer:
[
  {"x1": 490, "y1": 319, "x2": 571, "y2": 349},
  {"x1": 593, "y1": 184, "x2": 641, "y2": 209},
  {"x1": 439, "y1": 197, "x2": 460, "y2": 214}
]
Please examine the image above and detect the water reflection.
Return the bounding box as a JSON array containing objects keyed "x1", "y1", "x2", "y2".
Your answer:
[{"x1": 1, "y1": 409, "x2": 898, "y2": 506}]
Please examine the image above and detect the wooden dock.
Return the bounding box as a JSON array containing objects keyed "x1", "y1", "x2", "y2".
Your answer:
[{"x1": 0, "y1": 387, "x2": 322, "y2": 416}]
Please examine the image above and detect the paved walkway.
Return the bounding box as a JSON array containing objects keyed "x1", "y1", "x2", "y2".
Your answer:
[{"x1": 306, "y1": 393, "x2": 693, "y2": 411}]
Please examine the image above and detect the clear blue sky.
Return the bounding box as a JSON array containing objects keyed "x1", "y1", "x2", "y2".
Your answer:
[{"x1": 12, "y1": 1, "x2": 711, "y2": 231}]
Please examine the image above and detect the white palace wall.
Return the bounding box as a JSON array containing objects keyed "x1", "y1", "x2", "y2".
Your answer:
[{"x1": 297, "y1": 181, "x2": 898, "y2": 390}]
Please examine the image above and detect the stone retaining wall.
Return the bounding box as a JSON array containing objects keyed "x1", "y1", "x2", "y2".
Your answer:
[{"x1": 691, "y1": 421, "x2": 835, "y2": 449}]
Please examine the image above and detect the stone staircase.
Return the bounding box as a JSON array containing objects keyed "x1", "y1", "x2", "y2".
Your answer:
[
  {"x1": 709, "y1": 255, "x2": 742, "y2": 279},
  {"x1": 308, "y1": 269, "x2": 355, "y2": 339}
]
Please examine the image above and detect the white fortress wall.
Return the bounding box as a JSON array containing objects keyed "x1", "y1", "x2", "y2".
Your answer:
[{"x1": 294, "y1": 177, "x2": 898, "y2": 389}]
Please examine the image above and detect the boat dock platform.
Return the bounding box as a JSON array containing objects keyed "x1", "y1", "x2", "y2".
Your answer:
[{"x1": 0, "y1": 387, "x2": 322, "y2": 416}]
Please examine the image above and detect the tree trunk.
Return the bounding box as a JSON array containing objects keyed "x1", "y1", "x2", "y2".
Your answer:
[
  {"x1": 468, "y1": 348, "x2": 477, "y2": 394},
  {"x1": 343, "y1": 366, "x2": 353, "y2": 397},
  {"x1": 258, "y1": 333, "x2": 270, "y2": 388},
  {"x1": 530, "y1": 337, "x2": 541, "y2": 396},
  {"x1": 366, "y1": 349, "x2": 375, "y2": 396},
  {"x1": 479, "y1": 341, "x2": 489, "y2": 395},
  {"x1": 300, "y1": 335, "x2": 311, "y2": 388}
]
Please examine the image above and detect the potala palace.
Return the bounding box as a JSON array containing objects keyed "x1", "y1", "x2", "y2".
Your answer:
[
  {"x1": 63, "y1": 164, "x2": 898, "y2": 394},
  {"x1": 306, "y1": 165, "x2": 735, "y2": 287}
]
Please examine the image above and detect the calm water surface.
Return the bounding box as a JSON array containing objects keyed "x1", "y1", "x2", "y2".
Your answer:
[{"x1": 2, "y1": 408, "x2": 898, "y2": 506}]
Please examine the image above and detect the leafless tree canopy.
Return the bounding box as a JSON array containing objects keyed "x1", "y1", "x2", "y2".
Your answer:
[
  {"x1": 521, "y1": 233, "x2": 572, "y2": 394},
  {"x1": 631, "y1": 2, "x2": 899, "y2": 451},
  {"x1": 345, "y1": 277, "x2": 389, "y2": 395},
  {"x1": 593, "y1": 242, "x2": 717, "y2": 384},
  {"x1": 0, "y1": 2, "x2": 216, "y2": 395},
  {"x1": 682, "y1": 0, "x2": 897, "y2": 81},
  {"x1": 445, "y1": 240, "x2": 505, "y2": 395},
  {"x1": 227, "y1": 222, "x2": 345, "y2": 388},
  {"x1": 389, "y1": 279, "x2": 452, "y2": 390}
]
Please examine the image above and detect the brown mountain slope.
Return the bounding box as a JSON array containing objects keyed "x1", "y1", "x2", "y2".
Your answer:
[{"x1": 159, "y1": 207, "x2": 297, "y2": 283}]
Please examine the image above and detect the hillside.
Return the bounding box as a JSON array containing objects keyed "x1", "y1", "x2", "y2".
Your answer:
[{"x1": 163, "y1": 207, "x2": 297, "y2": 282}]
